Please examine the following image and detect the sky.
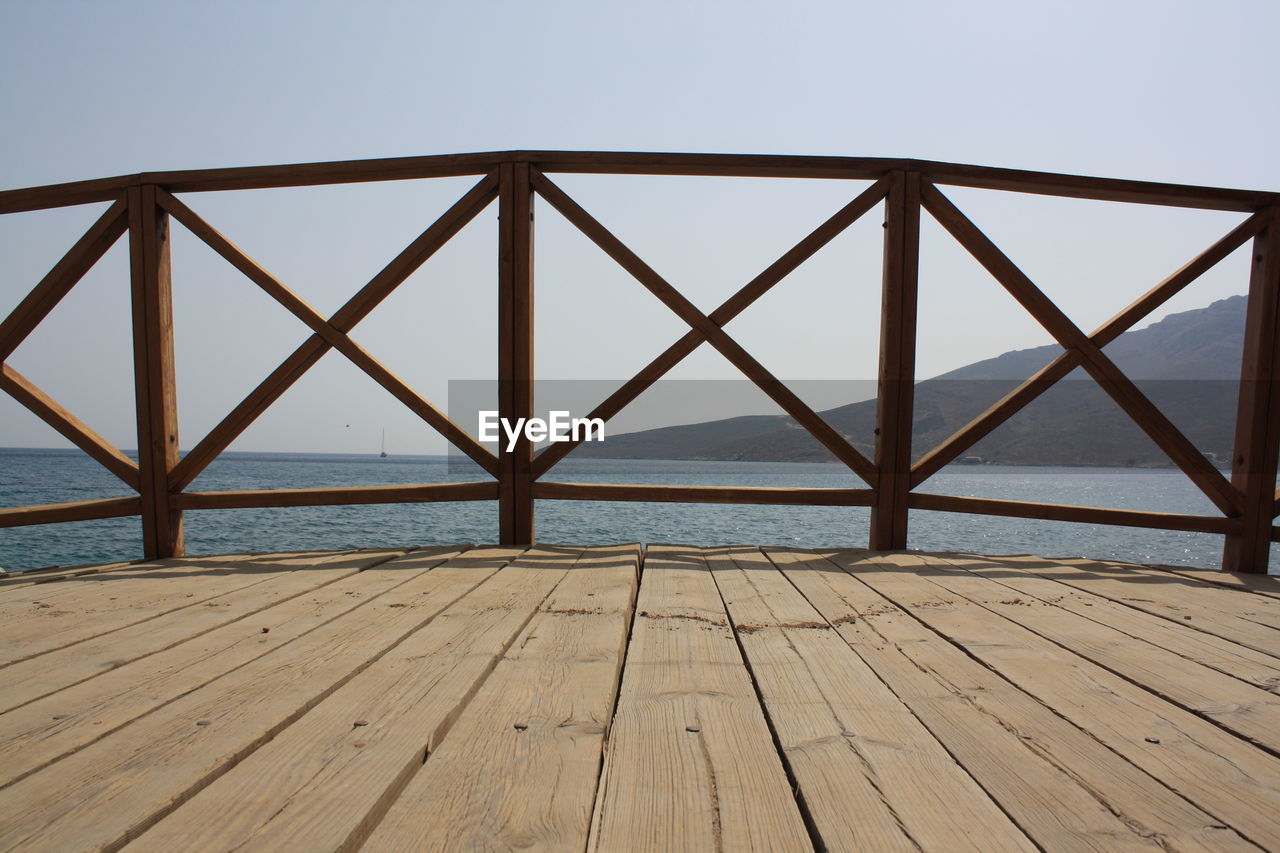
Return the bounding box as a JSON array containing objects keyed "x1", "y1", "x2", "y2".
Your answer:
[{"x1": 1, "y1": 0, "x2": 1277, "y2": 458}]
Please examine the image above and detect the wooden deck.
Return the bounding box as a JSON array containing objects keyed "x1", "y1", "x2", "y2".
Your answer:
[{"x1": 1, "y1": 545, "x2": 1279, "y2": 851}]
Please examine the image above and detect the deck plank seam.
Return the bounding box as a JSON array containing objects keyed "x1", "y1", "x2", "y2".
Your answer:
[
  {"x1": 91, "y1": 547, "x2": 532, "y2": 853},
  {"x1": 932, "y1": 554, "x2": 1280, "y2": 695},
  {"x1": 0, "y1": 548, "x2": 423, "y2": 716},
  {"x1": 0, "y1": 548, "x2": 472, "y2": 793},
  {"x1": 824, "y1": 550, "x2": 1272, "y2": 849}
]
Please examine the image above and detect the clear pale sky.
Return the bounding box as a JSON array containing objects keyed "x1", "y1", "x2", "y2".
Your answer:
[{"x1": 2, "y1": 0, "x2": 1277, "y2": 456}]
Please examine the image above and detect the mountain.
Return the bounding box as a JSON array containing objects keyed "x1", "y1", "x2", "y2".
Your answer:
[{"x1": 571, "y1": 296, "x2": 1245, "y2": 468}]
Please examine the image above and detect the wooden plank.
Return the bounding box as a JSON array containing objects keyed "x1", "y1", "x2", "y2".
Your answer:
[
  {"x1": 497, "y1": 162, "x2": 535, "y2": 544},
  {"x1": 937, "y1": 552, "x2": 1280, "y2": 693},
  {"x1": 0, "y1": 559, "x2": 139, "y2": 588},
  {"x1": 174, "y1": 481, "x2": 497, "y2": 510},
  {"x1": 908, "y1": 492, "x2": 1239, "y2": 534},
  {"x1": 969, "y1": 554, "x2": 1280, "y2": 654},
  {"x1": 922, "y1": 183, "x2": 1244, "y2": 517},
  {"x1": 0, "y1": 199, "x2": 128, "y2": 359},
  {"x1": 871, "y1": 171, "x2": 921, "y2": 549},
  {"x1": 167, "y1": 174, "x2": 499, "y2": 491},
  {"x1": 0, "y1": 177, "x2": 133, "y2": 215},
  {"x1": 706, "y1": 547, "x2": 1033, "y2": 852},
  {"x1": 533, "y1": 171, "x2": 877, "y2": 486},
  {"x1": 361, "y1": 545, "x2": 639, "y2": 852},
  {"x1": 0, "y1": 554, "x2": 324, "y2": 666},
  {"x1": 128, "y1": 184, "x2": 183, "y2": 558},
  {"x1": 1224, "y1": 210, "x2": 1280, "y2": 573},
  {"x1": 770, "y1": 548, "x2": 1258, "y2": 852},
  {"x1": 532, "y1": 481, "x2": 874, "y2": 505},
  {"x1": 0, "y1": 494, "x2": 140, "y2": 527},
  {"x1": 0, "y1": 547, "x2": 525, "y2": 853},
  {"x1": 0, "y1": 548, "x2": 413, "y2": 717},
  {"x1": 1150, "y1": 564, "x2": 1280, "y2": 601},
  {"x1": 157, "y1": 190, "x2": 500, "y2": 475},
  {"x1": 909, "y1": 554, "x2": 1280, "y2": 751},
  {"x1": 912, "y1": 211, "x2": 1268, "y2": 485},
  {"x1": 530, "y1": 177, "x2": 890, "y2": 478},
  {"x1": 122, "y1": 546, "x2": 592, "y2": 853},
  {"x1": 589, "y1": 545, "x2": 813, "y2": 851},
  {"x1": 0, "y1": 548, "x2": 446, "y2": 787},
  {"x1": 828, "y1": 549, "x2": 1280, "y2": 846}
]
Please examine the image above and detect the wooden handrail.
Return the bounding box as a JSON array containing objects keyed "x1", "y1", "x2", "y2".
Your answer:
[{"x1": 1, "y1": 153, "x2": 1276, "y2": 572}]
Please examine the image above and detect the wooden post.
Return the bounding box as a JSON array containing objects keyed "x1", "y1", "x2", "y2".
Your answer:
[
  {"x1": 128, "y1": 184, "x2": 184, "y2": 558},
  {"x1": 1223, "y1": 207, "x2": 1280, "y2": 573},
  {"x1": 497, "y1": 163, "x2": 535, "y2": 544},
  {"x1": 870, "y1": 171, "x2": 921, "y2": 550}
]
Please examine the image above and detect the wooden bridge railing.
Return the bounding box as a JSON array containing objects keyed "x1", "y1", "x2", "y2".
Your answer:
[{"x1": 1, "y1": 152, "x2": 1277, "y2": 572}]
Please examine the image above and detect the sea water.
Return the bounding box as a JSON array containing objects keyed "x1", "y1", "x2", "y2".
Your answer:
[{"x1": 1, "y1": 447, "x2": 1275, "y2": 573}]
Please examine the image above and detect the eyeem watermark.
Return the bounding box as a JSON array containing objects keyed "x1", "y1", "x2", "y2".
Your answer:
[{"x1": 478, "y1": 411, "x2": 605, "y2": 452}]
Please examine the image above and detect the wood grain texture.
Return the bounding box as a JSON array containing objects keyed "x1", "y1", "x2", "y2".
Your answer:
[
  {"x1": 910, "y1": 554, "x2": 1280, "y2": 751},
  {"x1": 0, "y1": 549, "x2": 433, "y2": 787},
  {"x1": 771, "y1": 548, "x2": 1258, "y2": 852},
  {"x1": 589, "y1": 545, "x2": 814, "y2": 852},
  {"x1": 174, "y1": 481, "x2": 496, "y2": 510},
  {"x1": 707, "y1": 547, "x2": 1032, "y2": 852},
  {"x1": 829, "y1": 549, "x2": 1280, "y2": 847},
  {"x1": 362, "y1": 545, "x2": 639, "y2": 853},
  {"x1": 0, "y1": 547, "x2": 524, "y2": 853},
  {"x1": 497, "y1": 162, "x2": 535, "y2": 544},
  {"x1": 908, "y1": 492, "x2": 1239, "y2": 533},
  {"x1": 0, "y1": 493, "x2": 141, "y2": 527},
  {"x1": 125, "y1": 547, "x2": 585, "y2": 853},
  {"x1": 532, "y1": 481, "x2": 873, "y2": 505}
]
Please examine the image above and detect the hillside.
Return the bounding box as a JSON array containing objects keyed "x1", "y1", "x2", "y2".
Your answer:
[{"x1": 571, "y1": 296, "x2": 1245, "y2": 467}]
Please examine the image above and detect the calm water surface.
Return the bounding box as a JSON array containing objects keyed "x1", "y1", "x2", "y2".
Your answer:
[{"x1": 2, "y1": 448, "x2": 1275, "y2": 573}]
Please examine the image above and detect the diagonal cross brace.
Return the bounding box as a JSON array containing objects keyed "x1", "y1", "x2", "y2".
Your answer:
[
  {"x1": 531, "y1": 170, "x2": 879, "y2": 487},
  {"x1": 158, "y1": 189, "x2": 500, "y2": 479},
  {"x1": 165, "y1": 173, "x2": 499, "y2": 490},
  {"x1": 922, "y1": 183, "x2": 1243, "y2": 516}
]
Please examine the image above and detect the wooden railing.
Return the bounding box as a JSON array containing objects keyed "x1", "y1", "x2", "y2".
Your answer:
[{"x1": 2, "y1": 152, "x2": 1277, "y2": 572}]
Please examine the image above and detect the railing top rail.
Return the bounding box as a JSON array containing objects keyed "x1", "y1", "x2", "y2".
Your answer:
[{"x1": 0, "y1": 151, "x2": 1275, "y2": 215}]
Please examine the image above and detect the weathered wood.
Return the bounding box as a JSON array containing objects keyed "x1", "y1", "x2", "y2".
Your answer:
[
  {"x1": 0, "y1": 495, "x2": 140, "y2": 528},
  {"x1": 828, "y1": 549, "x2": 1280, "y2": 846},
  {"x1": 870, "y1": 171, "x2": 921, "y2": 549},
  {"x1": 912, "y1": 554, "x2": 1280, "y2": 751},
  {"x1": 128, "y1": 184, "x2": 183, "y2": 558},
  {"x1": 1224, "y1": 210, "x2": 1280, "y2": 573},
  {"x1": 534, "y1": 170, "x2": 878, "y2": 486},
  {"x1": 497, "y1": 163, "x2": 536, "y2": 545},
  {"x1": 912, "y1": 211, "x2": 1268, "y2": 485},
  {"x1": 532, "y1": 481, "x2": 873, "y2": 505},
  {"x1": 0, "y1": 199, "x2": 128, "y2": 359},
  {"x1": 124, "y1": 547, "x2": 592, "y2": 853},
  {"x1": 530, "y1": 177, "x2": 890, "y2": 478},
  {"x1": 707, "y1": 547, "x2": 1033, "y2": 852},
  {"x1": 363, "y1": 546, "x2": 638, "y2": 852},
  {"x1": 0, "y1": 549, "x2": 422, "y2": 787},
  {"x1": 935, "y1": 552, "x2": 1280, "y2": 692},
  {"x1": 1151, "y1": 563, "x2": 1280, "y2": 600},
  {"x1": 771, "y1": 548, "x2": 1258, "y2": 852},
  {"x1": 0, "y1": 547, "x2": 524, "y2": 853},
  {"x1": 974, "y1": 553, "x2": 1280, "y2": 656},
  {"x1": 0, "y1": 365, "x2": 141, "y2": 490},
  {"x1": 908, "y1": 491, "x2": 1239, "y2": 534},
  {"x1": 589, "y1": 546, "x2": 813, "y2": 851},
  {"x1": 173, "y1": 481, "x2": 496, "y2": 510},
  {"x1": 923, "y1": 183, "x2": 1244, "y2": 516},
  {"x1": 0, "y1": 553, "x2": 317, "y2": 667},
  {"x1": 167, "y1": 173, "x2": 499, "y2": 491}
]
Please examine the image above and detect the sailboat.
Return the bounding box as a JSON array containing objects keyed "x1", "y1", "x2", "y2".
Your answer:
[{"x1": 380, "y1": 427, "x2": 388, "y2": 458}]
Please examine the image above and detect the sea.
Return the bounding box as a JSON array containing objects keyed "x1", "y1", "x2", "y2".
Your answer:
[{"x1": 2, "y1": 447, "x2": 1276, "y2": 573}]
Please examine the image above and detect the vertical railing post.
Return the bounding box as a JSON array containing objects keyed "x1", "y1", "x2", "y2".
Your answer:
[
  {"x1": 497, "y1": 162, "x2": 535, "y2": 545},
  {"x1": 1223, "y1": 206, "x2": 1280, "y2": 573},
  {"x1": 127, "y1": 183, "x2": 184, "y2": 559},
  {"x1": 870, "y1": 170, "x2": 922, "y2": 551}
]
